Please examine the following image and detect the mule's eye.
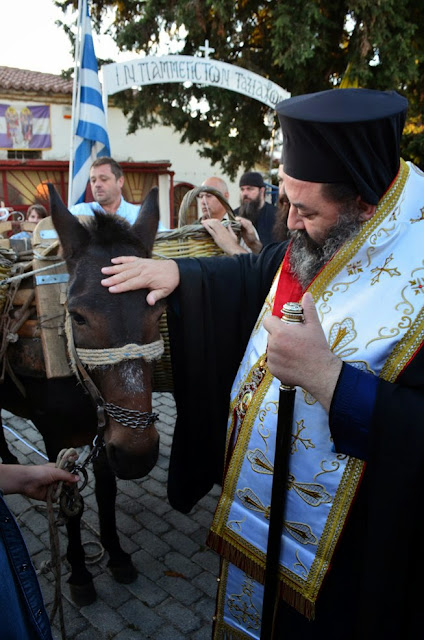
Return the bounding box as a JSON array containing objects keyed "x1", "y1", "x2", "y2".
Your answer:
[{"x1": 71, "y1": 312, "x2": 86, "y2": 326}]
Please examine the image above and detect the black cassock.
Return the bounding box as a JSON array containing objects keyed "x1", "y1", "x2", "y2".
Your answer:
[{"x1": 166, "y1": 241, "x2": 424, "y2": 639}]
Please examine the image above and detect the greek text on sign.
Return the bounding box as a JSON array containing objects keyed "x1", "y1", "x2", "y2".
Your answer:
[{"x1": 102, "y1": 56, "x2": 290, "y2": 109}]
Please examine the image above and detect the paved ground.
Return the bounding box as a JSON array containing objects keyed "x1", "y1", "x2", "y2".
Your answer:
[{"x1": 2, "y1": 392, "x2": 220, "y2": 640}]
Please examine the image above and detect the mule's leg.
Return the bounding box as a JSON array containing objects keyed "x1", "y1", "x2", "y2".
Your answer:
[
  {"x1": 0, "y1": 411, "x2": 19, "y2": 464},
  {"x1": 93, "y1": 449, "x2": 137, "y2": 584},
  {"x1": 64, "y1": 498, "x2": 97, "y2": 606}
]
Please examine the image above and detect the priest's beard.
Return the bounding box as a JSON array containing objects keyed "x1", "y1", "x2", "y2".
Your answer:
[
  {"x1": 239, "y1": 194, "x2": 262, "y2": 225},
  {"x1": 289, "y1": 204, "x2": 362, "y2": 289}
]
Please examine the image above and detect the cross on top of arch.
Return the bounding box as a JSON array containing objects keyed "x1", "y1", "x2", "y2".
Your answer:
[{"x1": 198, "y1": 40, "x2": 215, "y2": 59}]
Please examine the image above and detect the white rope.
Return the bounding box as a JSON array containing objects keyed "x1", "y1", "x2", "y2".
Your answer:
[
  {"x1": 47, "y1": 447, "x2": 80, "y2": 639},
  {"x1": 65, "y1": 310, "x2": 164, "y2": 370},
  {"x1": 76, "y1": 339, "x2": 164, "y2": 368}
]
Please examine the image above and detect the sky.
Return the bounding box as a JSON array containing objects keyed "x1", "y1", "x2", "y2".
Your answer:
[{"x1": 2, "y1": 0, "x2": 133, "y2": 75}]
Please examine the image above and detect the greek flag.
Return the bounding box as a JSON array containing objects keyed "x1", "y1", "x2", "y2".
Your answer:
[{"x1": 69, "y1": 0, "x2": 110, "y2": 206}]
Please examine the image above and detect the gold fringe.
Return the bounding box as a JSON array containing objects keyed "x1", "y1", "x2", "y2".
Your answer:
[
  {"x1": 279, "y1": 580, "x2": 316, "y2": 621},
  {"x1": 207, "y1": 531, "x2": 316, "y2": 621},
  {"x1": 207, "y1": 530, "x2": 266, "y2": 584},
  {"x1": 213, "y1": 621, "x2": 254, "y2": 639}
]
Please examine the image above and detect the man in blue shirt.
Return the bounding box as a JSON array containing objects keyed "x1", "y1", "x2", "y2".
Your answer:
[{"x1": 70, "y1": 157, "x2": 166, "y2": 230}]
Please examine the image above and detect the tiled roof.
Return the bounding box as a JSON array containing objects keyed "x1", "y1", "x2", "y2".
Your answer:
[{"x1": 0, "y1": 66, "x2": 73, "y2": 95}]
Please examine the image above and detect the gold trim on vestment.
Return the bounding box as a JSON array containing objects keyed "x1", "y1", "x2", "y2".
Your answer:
[
  {"x1": 214, "y1": 561, "x2": 256, "y2": 639},
  {"x1": 308, "y1": 159, "x2": 409, "y2": 305},
  {"x1": 381, "y1": 303, "x2": 424, "y2": 382},
  {"x1": 225, "y1": 354, "x2": 271, "y2": 464},
  {"x1": 210, "y1": 377, "x2": 366, "y2": 608}
]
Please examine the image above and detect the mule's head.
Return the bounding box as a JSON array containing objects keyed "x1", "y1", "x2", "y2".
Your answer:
[{"x1": 48, "y1": 185, "x2": 164, "y2": 479}]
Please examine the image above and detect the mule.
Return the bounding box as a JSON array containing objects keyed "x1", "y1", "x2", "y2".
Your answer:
[{"x1": 0, "y1": 185, "x2": 165, "y2": 605}]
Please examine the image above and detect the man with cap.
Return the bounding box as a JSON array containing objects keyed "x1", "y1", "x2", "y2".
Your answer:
[
  {"x1": 234, "y1": 171, "x2": 277, "y2": 248},
  {"x1": 100, "y1": 88, "x2": 424, "y2": 639}
]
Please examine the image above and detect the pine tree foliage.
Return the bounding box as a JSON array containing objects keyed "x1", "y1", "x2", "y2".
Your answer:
[{"x1": 56, "y1": 0, "x2": 424, "y2": 178}]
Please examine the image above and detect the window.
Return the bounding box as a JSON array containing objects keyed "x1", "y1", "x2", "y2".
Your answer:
[{"x1": 7, "y1": 150, "x2": 42, "y2": 160}]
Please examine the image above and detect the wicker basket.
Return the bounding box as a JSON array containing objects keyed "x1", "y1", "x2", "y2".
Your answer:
[
  {"x1": 0, "y1": 248, "x2": 16, "y2": 314},
  {"x1": 152, "y1": 186, "x2": 239, "y2": 392}
]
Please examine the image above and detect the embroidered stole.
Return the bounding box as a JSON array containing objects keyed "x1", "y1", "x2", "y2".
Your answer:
[{"x1": 208, "y1": 161, "x2": 424, "y2": 639}]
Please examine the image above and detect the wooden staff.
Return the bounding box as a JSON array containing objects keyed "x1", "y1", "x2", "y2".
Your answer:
[{"x1": 260, "y1": 301, "x2": 304, "y2": 640}]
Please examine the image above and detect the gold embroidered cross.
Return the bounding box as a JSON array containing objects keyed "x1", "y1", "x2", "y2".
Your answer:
[
  {"x1": 346, "y1": 260, "x2": 363, "y2": 275},
  {"x1": 228, "y1": 577, "x2": 261, "y2": 628},
  {"x1": 370, "y1": 253, "x2": 400, "y2": 285},
  {"x1": 291, "y1": 420, "x2": 315, "y2": 453},
  {"x1": 410, "y1": 277, "x2": 424, "y2": 295}
]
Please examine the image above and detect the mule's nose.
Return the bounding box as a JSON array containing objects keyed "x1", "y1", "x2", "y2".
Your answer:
[{"x1": 107, "y1": 436, "x2": 160, "y2": 480}]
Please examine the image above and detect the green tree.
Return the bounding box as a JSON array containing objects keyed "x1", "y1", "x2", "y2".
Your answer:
[{"x1": 57, "y1": 0, "x2": 424, "y2": 178}]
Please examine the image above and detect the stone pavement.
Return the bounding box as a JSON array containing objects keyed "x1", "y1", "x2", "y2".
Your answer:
[{"x1": 2, "y1": 392, "x2": 220, "y2": 640}]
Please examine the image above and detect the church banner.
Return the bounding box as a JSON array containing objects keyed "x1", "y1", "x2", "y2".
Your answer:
[
  {"x1": 0, "y1": 103, "x2": 52, "y2": 150},
  {"x1": 102, "y1": 56, "x2": 290, "y2": 109}
]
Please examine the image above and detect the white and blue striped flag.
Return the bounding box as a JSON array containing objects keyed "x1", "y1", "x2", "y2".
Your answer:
[{"x1": 69, "y1": 0, "x2": 110, "y2": 206}]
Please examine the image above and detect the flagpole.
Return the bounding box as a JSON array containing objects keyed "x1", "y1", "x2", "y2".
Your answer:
[
  {"x1": 68, "y1": 0, "x2": 86, "y2": 205},
  {"x1": 68, "y1": 0, "x2": 111, "y2": 208},
  {"x1": 101, "y1": 67, "x2": 109, "y2": 126}
]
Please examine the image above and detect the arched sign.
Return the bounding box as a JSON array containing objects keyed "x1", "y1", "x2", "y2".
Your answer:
[{"x1": 102, "y1": 53, "x2": 290, "y2": 109}]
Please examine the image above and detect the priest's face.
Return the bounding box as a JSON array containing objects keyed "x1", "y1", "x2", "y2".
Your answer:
[
  {"x1": 283, "y1": 173, "x2": 347, "y2": 245},
  {"x1": 283, "y1": 171, "x2": 365, "y2": 288}
]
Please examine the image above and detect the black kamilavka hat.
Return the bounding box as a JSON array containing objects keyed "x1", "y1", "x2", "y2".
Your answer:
[
  {"x1": 239, "y1": 172, "x2": 265, "y2": 188},
  {"x1": 276, "y1": 88, "x2": 408, "y2": 204}
]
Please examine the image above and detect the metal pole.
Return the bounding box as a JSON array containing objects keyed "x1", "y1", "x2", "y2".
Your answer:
[
  {"x1": 260, "y1": 301, "x2": 304, "y2": 640},
  {"x1": 68, "y1": 0, "x2": 85, "y2": 205}
]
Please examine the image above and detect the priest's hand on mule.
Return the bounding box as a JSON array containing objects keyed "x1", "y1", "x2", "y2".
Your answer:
[
  {"x1": 263, "y1": 292, "x2": 342, "y2": 413},
  {"x1": 101, "y1": 256, "x2": 180, "y2": 304}
]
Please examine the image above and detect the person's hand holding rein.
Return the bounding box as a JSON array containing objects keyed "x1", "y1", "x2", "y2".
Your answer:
[
  {"x1": 101, "y1": 256, "x2": 180, "y2": 305},
  {"x1": 0, "y1": 463, "x2": 79, "y2": 502}
]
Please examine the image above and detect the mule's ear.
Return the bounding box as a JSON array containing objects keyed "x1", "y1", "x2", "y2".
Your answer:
[
  {"x1": 48, "y1": 184, "x2": 90, "y2": 259},
  {"x1": 132, "y1": 187, "x2": 159, "y2": 256}
]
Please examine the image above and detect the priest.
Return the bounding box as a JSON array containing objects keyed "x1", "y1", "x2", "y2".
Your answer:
[{"x1": 101, "y1": 88, "x2": 424, "y2": 640}]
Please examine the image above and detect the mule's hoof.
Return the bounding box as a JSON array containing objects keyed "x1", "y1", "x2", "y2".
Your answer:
[
  {"x1": 108, "y1": 559, "x2": 138, "y2": 584},
  {"x1": 69, "y1": 580, "x2": 97, "y2": 606}
]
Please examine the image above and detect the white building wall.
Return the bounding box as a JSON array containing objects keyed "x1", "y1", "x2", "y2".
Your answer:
[
  {"x1": 0, "y1": 99, "x2": 245, "y2": 221},
  {"x1": 106, "y1": 109, "x2": 244, "y2": 208}
]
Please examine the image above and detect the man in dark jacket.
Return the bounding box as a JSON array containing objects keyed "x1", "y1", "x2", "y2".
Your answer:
[{"x1": 234, "y1": 171, "x2": 277, "y2": 248}]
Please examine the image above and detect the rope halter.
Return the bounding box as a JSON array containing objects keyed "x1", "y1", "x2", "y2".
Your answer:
[
  {"x1": 76, "y1": 339, "x2": 164, "y2": 369},
  {"x1": 64, "y1": 310, "x2": 163, "y2": 433},
  {"x1": 65, "y1": 310, "x2": 164, "y2": 371}
]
